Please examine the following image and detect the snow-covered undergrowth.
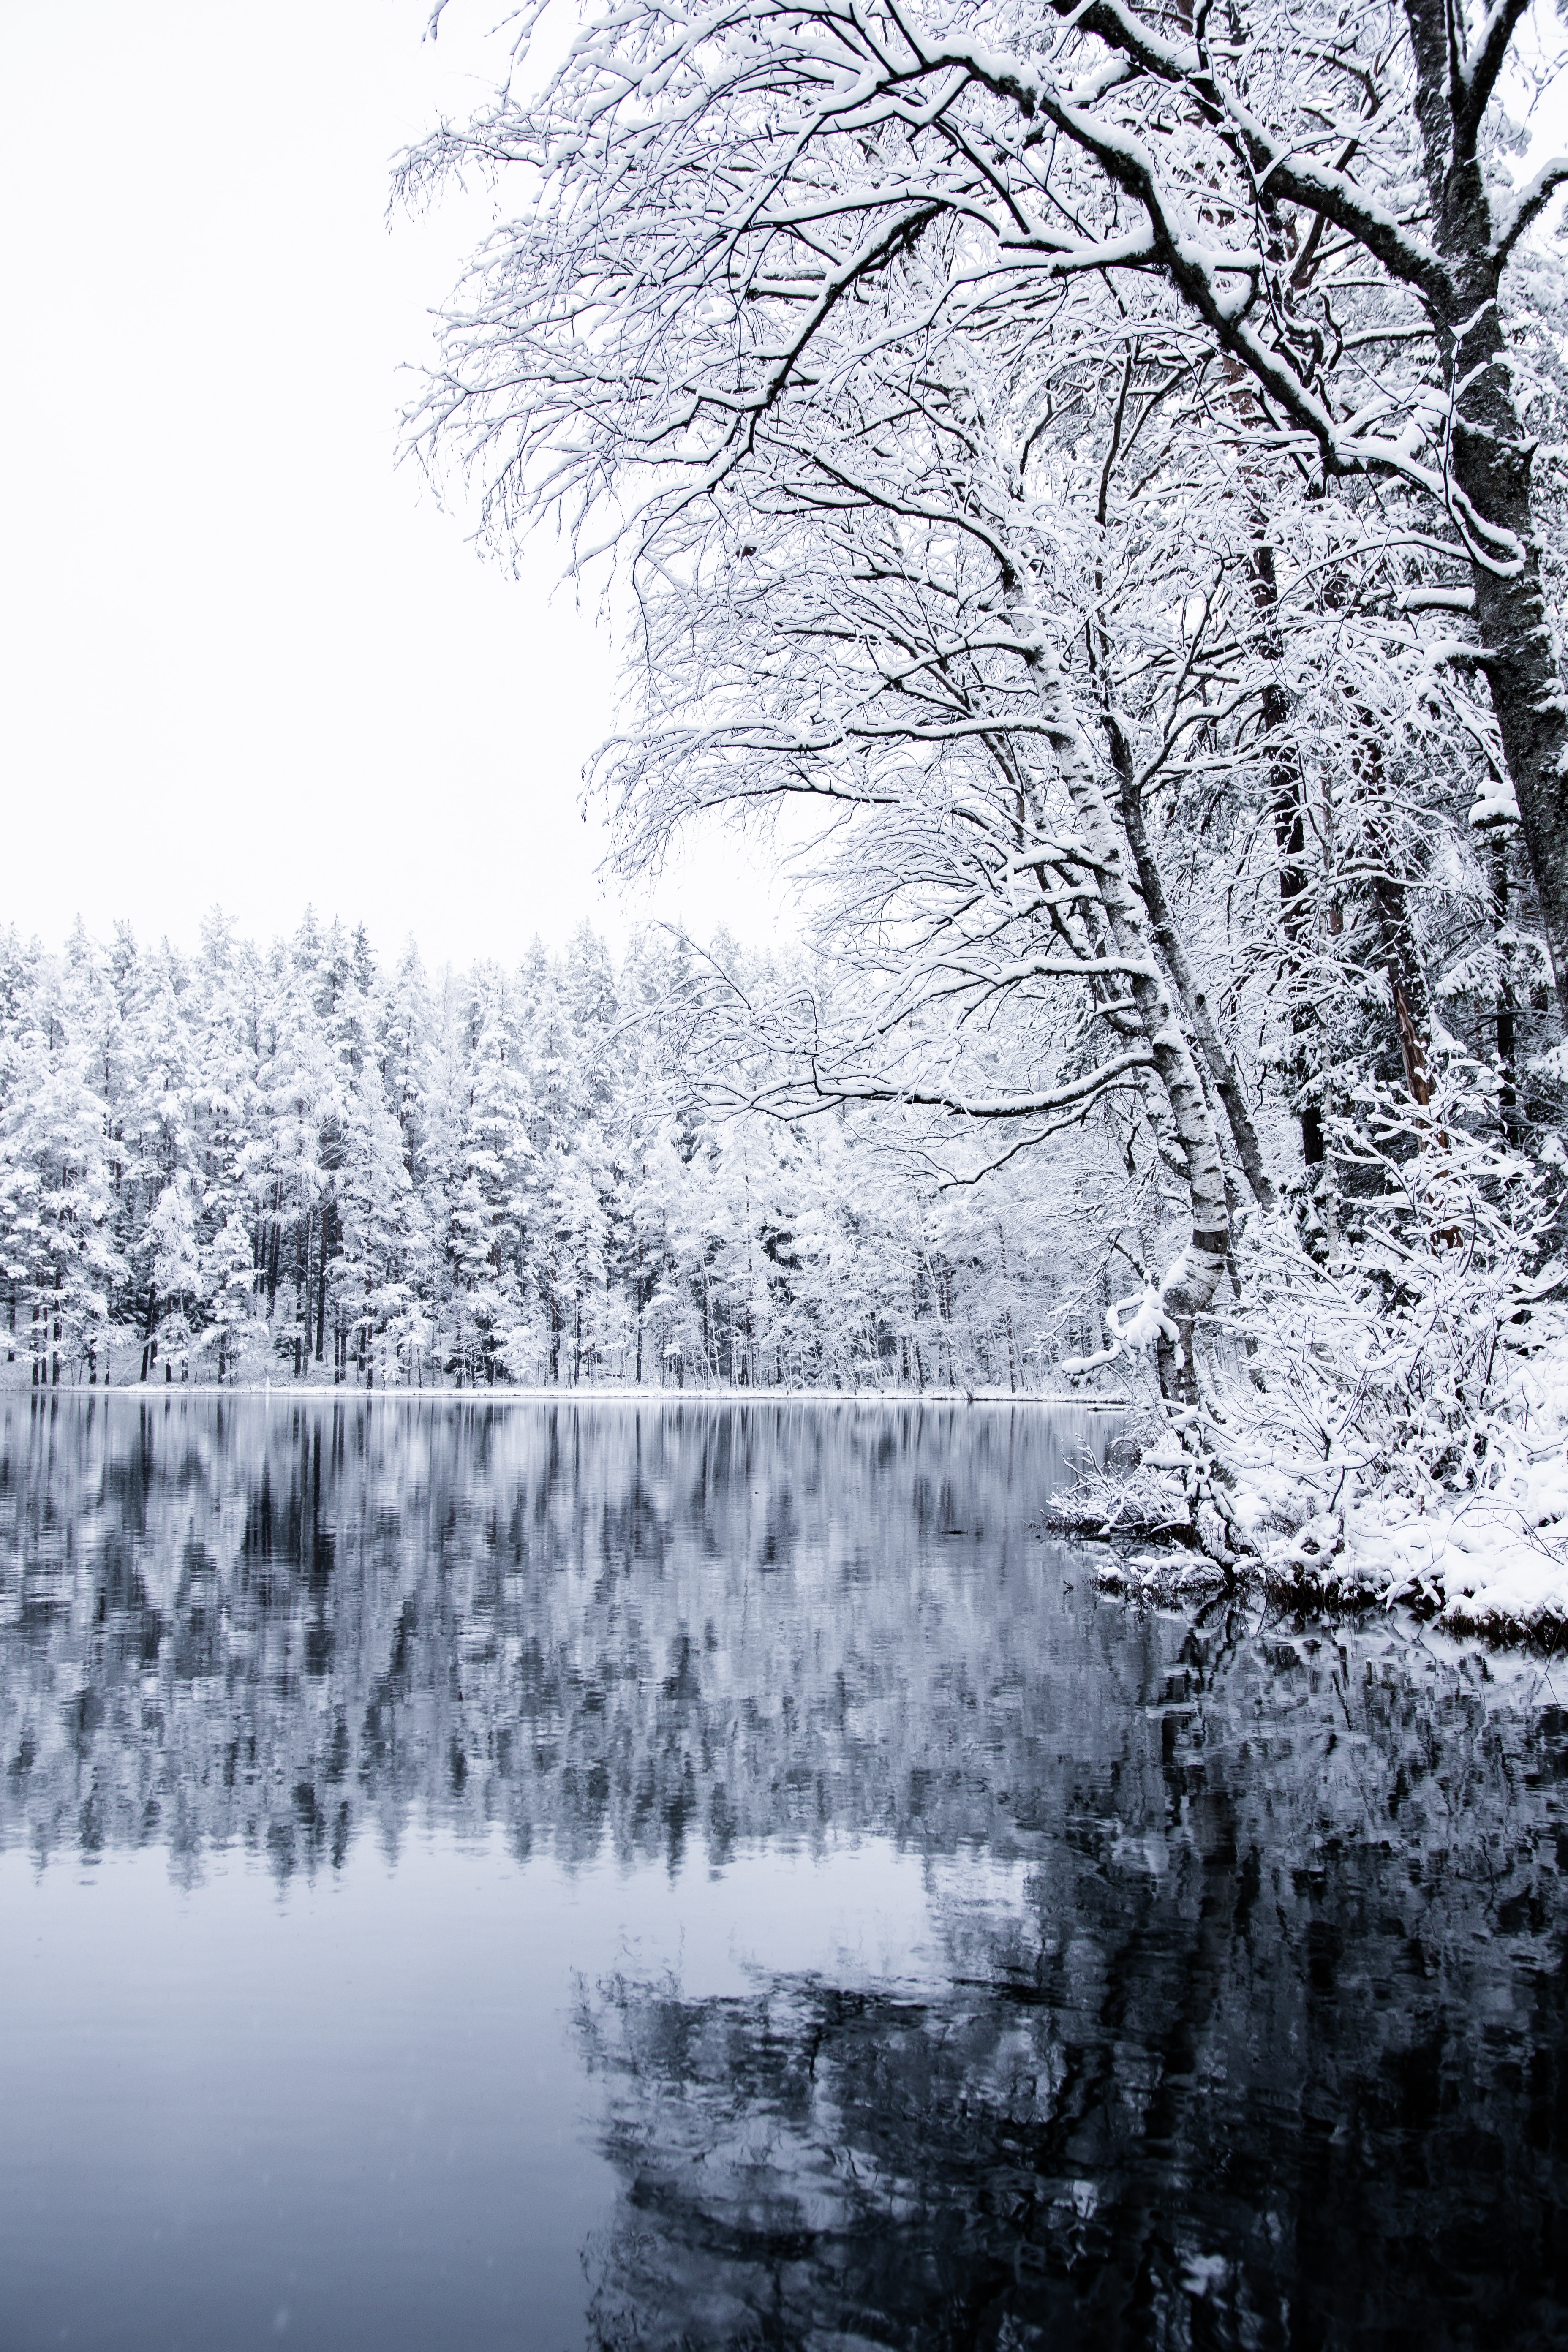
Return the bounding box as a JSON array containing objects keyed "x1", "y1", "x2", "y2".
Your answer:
[
  {"x1": 1056, "y1": 1075, "x2": 1568, "y2": 1643},
  {"x1": 1219, "y1": 1332, "x2": 1568, "y2": 1642}
]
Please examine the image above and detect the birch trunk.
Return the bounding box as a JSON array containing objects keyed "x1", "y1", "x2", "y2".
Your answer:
[
  {"x1": 1103, "y1": 713, "x2": 1277, "y2": 1212},
  {"x1": 1026, "y1": 640, "x2": 1230, "y2": 1405}
]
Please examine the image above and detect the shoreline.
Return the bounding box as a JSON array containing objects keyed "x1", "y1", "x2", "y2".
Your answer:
[
  {"x1": 4, "y1": 1380, "x2": 1132, "y2": 1409},
  {"x1": 1090, "y1": 1523, "x2": 1568, "y2": 1654},
  {"x1": 24, "y1": 1385, "x2": 1560, "y2": 1651}
]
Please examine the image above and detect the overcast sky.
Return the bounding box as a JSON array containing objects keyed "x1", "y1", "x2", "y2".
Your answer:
[
  {"x1": 0, "y1": 0, "x2": 778, "y2": 969},
  {"x1": 3, "y1": 5, "x2": 1563, "y2": 972}
]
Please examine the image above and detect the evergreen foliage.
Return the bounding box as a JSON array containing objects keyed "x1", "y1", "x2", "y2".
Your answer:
[{"x1": 0, "y1": 915, "x2": 1081, "y2": 1392}]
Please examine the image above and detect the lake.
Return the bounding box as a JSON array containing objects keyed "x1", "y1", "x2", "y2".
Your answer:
[{"x1": 0, "y1": 1394, "x2": 1563, "y2": 2351}]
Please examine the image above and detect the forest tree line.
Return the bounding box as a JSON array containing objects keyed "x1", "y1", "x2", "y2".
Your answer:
[{"x1": 0, "y1": 914, "x2": 1087, "y2": 1391}]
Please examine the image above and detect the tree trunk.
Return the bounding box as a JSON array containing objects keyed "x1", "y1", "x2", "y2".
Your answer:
[
  {"x1": 1026, "y1": 642, "x2": 1230, "y2": 1406},
  {"x1": 1356, "y1": 716, "x2": 1434, "y2": 1109},
  {"x1": 1487, "y1": 825, "x2": 1521, "y2": 1146},
  {"x1": 1451, "y1": 382, "x2": 1568, "y2": 1012},
  {"x1": 316, "y1": 1206, "x2": 330, "y2": 1363},
  {"x1": 1104, "y1": 713, "x2": 1277, "y2": 1211},
  {"x1": 1370, "y1": 868, "x2": 1434, "y2": 1109},
  {"x1": 1251, "y1": 540, "x2": 1326, "y2": 1169},
  {"x1": 1400, "y1": 0, "x2": 1568, "y2": 1011}
]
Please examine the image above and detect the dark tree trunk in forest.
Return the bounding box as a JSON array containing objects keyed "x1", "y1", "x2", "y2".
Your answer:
[
  {"x1": 1402, "y1": 0, "x2": 1568, "y2": 1015},
  {"x1": 1371, "y1": 871, "x2": 1434, "y2": 1108},
  {"x1": 1356, "y1": 719, "x2": 1435, "y2": 1109},
  {"x1": 1487, "y1": 825, "x2": 1521, "y2": 1144},
  {"x1": 316, "y1": 1203, "x2": 332, "y2": 1364},
  {"x1": 1251, "y1": 541, "x2": 1326, "y2": 1170},
  {"x1": 299, "y1": 1209, "x2": 313, "y2": 1378},
  {"x1": 1462, "y1": 480, "x2": 1568, "y2": 1013}
]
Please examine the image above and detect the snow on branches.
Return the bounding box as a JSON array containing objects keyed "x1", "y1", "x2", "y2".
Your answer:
[{"x1": 390, "y1": 0, "x2": 1568, "y2": 1623}]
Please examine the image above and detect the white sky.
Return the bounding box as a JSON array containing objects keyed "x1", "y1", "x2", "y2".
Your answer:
[
  {"x1": 0, "y1": 0, "x2": 781, "y2": 970},
  {"x1": 2, "y1": 5, "x2": 1561, "y2": 972}
]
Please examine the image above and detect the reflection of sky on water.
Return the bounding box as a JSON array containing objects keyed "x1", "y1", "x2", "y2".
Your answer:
[
  {"x1": 2, "y1": 1832, "x2": 1003, "y2": 2351},
  {"x1": 0, "y1": 1396, "x2": 1563, "y2": 2349}
]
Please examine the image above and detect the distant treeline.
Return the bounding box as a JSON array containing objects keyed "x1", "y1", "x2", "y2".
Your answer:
[{"x1": 0, "y1": 915, "x2": 1089, "y2": 1392}]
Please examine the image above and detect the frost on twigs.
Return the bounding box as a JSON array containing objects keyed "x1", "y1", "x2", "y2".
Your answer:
[
  {"x1": 1211, "y1": 1070, "x2": 1567, "y2": 1620},
  {"x1": 1046, "y1": 1412, "x2": 1251, "y2": 1574},
  {"x1": 1045, "y1": 1451, "x2": 1190, "y2": 1541},
  {"x1": 1092, "y1": 1552, "x2": 1232, "y2": 1604},
  {"x1": 1052, "y1": 1063, "x2": 1568, "y2": 1640}
]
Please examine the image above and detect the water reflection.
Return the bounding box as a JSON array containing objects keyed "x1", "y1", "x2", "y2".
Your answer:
[
  {"x1": 0, "y1": 1394, "x2": 1113, "y2": 1876},
  {"x1": 580, "y1": 1627, "x2": 1568, "y2": 2348},
  {"x1": 0, "y1": 1395, "x2": 1563, "y2": 2350}
]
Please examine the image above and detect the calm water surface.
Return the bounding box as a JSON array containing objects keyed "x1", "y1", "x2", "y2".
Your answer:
[{"x1": 0, "y1": 1396, "x2": 1563, "y2": 2351}]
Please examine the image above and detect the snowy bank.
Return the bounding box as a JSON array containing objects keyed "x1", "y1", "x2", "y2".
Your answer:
[
  {"x1": 1065, "y1": 1353, "x2": 1568, "y2": 1647},
  {"x1": 1050, "y1": 1129, "x2": 1568, "y2": 1651},
  {"x1": 1087, "y1": 1481, "x2": 1568, "y2": 1646},
  {"x1": 1315, "y1": 1463, "x2": 1568, "y2": 1642}
]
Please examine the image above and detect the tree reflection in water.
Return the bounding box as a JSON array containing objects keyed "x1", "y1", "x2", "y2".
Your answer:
[
  {"x1": 0, "y1": 1394, "x2": 1564, "y2": 2348},
  {"x1": 577, "y1": 1624, "x2": 1568, "y2": 2351}
]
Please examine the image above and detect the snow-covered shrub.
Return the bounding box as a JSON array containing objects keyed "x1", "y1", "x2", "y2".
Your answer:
[
  {"x1": 1045, "y1": 1449, "x2": 1190, "y2": 1539},
  {"x1": 1050, "y1": 1060, "x2": 1568, "y2": 1630},
  {"x1": 1203, "y1": 1063, "x2": 1566, "y2": 1606}
]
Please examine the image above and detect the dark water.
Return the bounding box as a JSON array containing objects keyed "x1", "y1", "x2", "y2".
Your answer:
[{"x1": 0, "y1": 1398, "x2": 1564, "y2": 2352}]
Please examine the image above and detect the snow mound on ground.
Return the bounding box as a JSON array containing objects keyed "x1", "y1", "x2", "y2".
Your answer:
[
  {"x1": 1349, "y1": 1463, "x2": 1568, "y2": 1637},
  {"x1": 1083, "y1": 1473, "x2": 1568, "y2": 1641},
  {"x1": 1066, "y1": 1335, "x2": 1568, "y2": 1645},
  {"x1": 1335, "y1": 1334, "x2": 1568, "y2": 1639}
]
